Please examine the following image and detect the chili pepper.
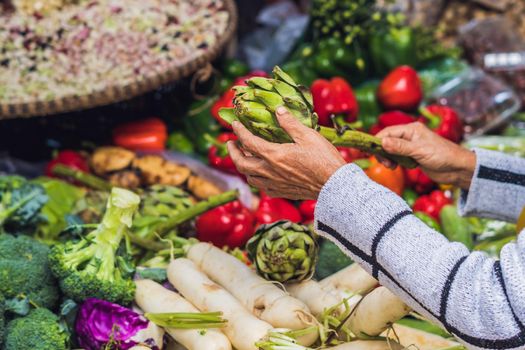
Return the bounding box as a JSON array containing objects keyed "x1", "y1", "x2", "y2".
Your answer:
[
  {"x1": 404, "y1": 168, "x2": 435, "y2": 194},
  {"x1": 369, "y1": 111, "x2": 417, "y2": 135},
  {"x1": 402, "y1": 188, "x2": 418, "y2": 207},
  {"x1": 195, "y1": 200, "x2": 255, "y2": 248},
  {"x1": 207, "y1": 133, "x2": 239, "y2": 176},
  {"x1": 311, "y1": 77, "x2": 358, "y2": 126},
  {"x1": 45, "y1": 150, "x2": 89, "y2": 178},
  {"x1": 211, "y1": 71, "x2": 268, "y2": 129},
  {"x1": 414, "y1": 211, "x2": 442, "y2": 232},
  {"x1": 299, "y1": 200, "x2": 317, "y2": 224},
  {"x1": 355, "y1": 81, "x2": 381, "y2": 131},
  {"x1": 369, "y1": 27, "x2": 417, "y2": 76},
  {"x1": 419, "y1": 105, "x2": 463, "y2": 143},
  {"x1": 377, "y1": 66, "x2": 423, "y2": 112},
  {"x1": 412, "y1": 190, "x2": 452, "y2": 221},
  {"x1": 112, "y1": 117, "x2": 167, "y2": 151},
  {"x1": 255, "y1": 193, "x2": 302, "y2": 226},
  {"x1": 337, "y1": 147, "x2": 367, "y2": 163},
  {"x1": 184, "y1": 99, "x2": 221, "y2": 154},
  {"x1": 363, "y1": 156, "x2": 405, "y2": 196},
  {"x1": 167, "y1": 131, "x2": 195, "y2": 155}
]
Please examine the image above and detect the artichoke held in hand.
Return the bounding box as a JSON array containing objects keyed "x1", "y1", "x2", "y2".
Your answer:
[{"x1": 246, "y1": 220, "x2": 319, "y2": 283}]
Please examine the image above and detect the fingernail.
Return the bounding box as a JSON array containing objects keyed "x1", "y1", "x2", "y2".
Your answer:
[{"x1": 276, "y1": 106, "x2": 287, "y2": 115}]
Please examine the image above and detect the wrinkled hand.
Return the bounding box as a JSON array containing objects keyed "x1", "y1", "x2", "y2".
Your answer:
[
  {"x1": 376, "y1": 122, "x2": 476, "y2": 189},
  {"x1": 228, "y1": 107, "x2": 346, "y2": 200}
]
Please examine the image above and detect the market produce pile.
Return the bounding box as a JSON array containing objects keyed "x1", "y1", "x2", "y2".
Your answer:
[
  {"x1": 0, "y1": 0, "x2": 229, "y2": 104},
  {"x1": 1, "y1": 0, "x2": 525, "y2": 349}
]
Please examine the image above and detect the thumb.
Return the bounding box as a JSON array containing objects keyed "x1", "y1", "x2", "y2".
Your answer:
[
  {"x1": 382, "y1": 137, "x2": 417, "y2": 157},
  {"x1": 275, "y1": 106, "x2": 311, "y2": 142}
]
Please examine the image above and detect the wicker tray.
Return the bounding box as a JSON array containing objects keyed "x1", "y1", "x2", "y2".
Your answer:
[{"x1": 0, "y1": 0, "x2": 237, "y2": 119}]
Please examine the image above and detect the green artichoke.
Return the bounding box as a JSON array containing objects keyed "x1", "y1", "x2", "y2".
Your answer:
[
  {"x1": 219, "y1": 66, "x2": 416, "y2": 168},
  {"x1": 246, "y1": 220, "x2": 319, "y2": 283}
]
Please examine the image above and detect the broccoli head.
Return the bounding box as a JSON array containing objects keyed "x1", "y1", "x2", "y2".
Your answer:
[
  {"x1": 0, "y1": 234, "x2": 59, "y2": 310},
  {"x1": 49, "y1": 187, "x2": 140, "y2": 305},
  {"x1": 3, "y1": 308, "x2": 68, "y2": 350}
]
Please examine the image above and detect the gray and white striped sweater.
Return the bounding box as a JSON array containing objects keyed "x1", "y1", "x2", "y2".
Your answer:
[{"x1": 314, "y1": 148, "x2": 525, "y2": 350}]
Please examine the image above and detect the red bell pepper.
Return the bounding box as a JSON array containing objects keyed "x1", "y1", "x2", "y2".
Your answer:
[
  {"x1": 413, "y1": 190, "x2": 452, "y2": 221},
  {"x1": 113, "y1": 117, "x2": 167, "y2": 151},
  {"x1": 195, "y1": 200, "x2": 255, "y2": 248},
  {"x1": 207, "y1": 133, "x2": 240, "y2": 176},
  {"x1": 369, "y1": 111, "x2": 417, "y2": 135},
  {"x1": 45, "y1": 150, "x2": 89, "y2": 178},
  {"x1": 299, "y1": 200, "x2": 317, "y2": 224},
  {"x1": 404, "y1": 168, "x2": 435, "y2": 194},
  {"x1": 419, "y1": 105, "x2": 463, "y2": 143},
  {"x1": 255, "y1": 193, "x2": 302, "y2": 226},
  {"x1": 377, "y1": 66, "x2": 423, "y2": 112},
  {"x1": 337, "y1": 147, "x2": 367, "y2": 163},
  {"x1": 311, "y1": 77, "x2": 358, "y2": 126},
  {"x1": 211, "y1": 71, "x2": 268, "y2": 129}
]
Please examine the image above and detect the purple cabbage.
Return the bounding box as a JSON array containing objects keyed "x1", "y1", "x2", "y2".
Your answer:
[{"x1": 76, "y1": 298, "x2": 160, "y2": 350}]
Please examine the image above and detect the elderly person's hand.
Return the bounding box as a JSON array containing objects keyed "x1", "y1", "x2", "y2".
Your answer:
[
  {"x1": 376, "y1": 122, "x2": 476, "y2": 189},
  {"x1": 227, "y1": 106, "x2": 346, "y2": 200}
]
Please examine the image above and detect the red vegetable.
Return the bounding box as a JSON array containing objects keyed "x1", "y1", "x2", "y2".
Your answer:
[
  {"x1": 211, "y1": 71, "x2": 268, "y2": 129},
  {"x1": 207, "y1": 133, "x2": 240, "y2": 176},
  {"x1": 45, "y1": 150, "x2": 89, "y2": 178},
  {"x1": 404, "y1": 168, "x2": 435, "y2": 194},
  {"x1": 419, "y1": 105, "x2": 463, "y2": 143},
  {"x1": 299, "y1": 200, "x2": 317, "y2": 224},
  {"x1": 113, "y1": 117, "x2": 167, "y2": 151},
  {"x1": 255, "y1": 193, "x2": 302, "y2": 226},
  {"x1": 369, "y1": 111, "x2": 417, "y2": 134},
  {"x1": 377, "y1": 66, "x2": 423, "y2": 112},
  {"x1": 413, "y1": 190, "x2": 452, "y2": 221},
  {"x1": 311, "y1": 77, "x2": 358, "y2": 126},
  {"x1": 195, "y1": 201, "x2": 255, "y2": 248},
  {"x1": 337, "y1": 147, "x2": 367, "y2": 163},
  {"x1": 364, "y1": 156, "x2": 405, "y2": 196}
]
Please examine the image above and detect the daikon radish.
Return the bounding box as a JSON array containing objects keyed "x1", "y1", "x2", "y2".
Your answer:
[
  {"x1": 135, "y1": 279, "x2": 231, "y2": 350},
  {"x1": 168, "y1": 258, "x2": 273, "y2": 350},
  {"x1": 320, "y1": 264, "x2": 378, "y2": 294},
  {"x1": 129, "y1": 346, "x2": 154, "y2": 350},
  {"x1": 286, "y1": 280, "x2": 343, "y2": 317},
  {"x1": 328, "y1": 340, "x2": 404, "y2": 350},
  {"x1": 186, "y1": 242, "x2": 317, "y2": 345},
  {"x1": 347, "y1": 287, "x2": 412, "y2": 338},
  {"x1": 385, "y1": 324, "x2": 460, "y2": 350}
]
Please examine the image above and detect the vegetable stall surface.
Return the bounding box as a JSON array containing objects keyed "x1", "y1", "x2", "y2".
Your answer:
[
  {"x1": 168, "y1": 258, "x2": 274, "y2": 350},
  {"x1": 186, "y1": 242, "x2": 318, "y2": 346},
  {"x1": 135, "y1": 279, "x2": 231, "y2": 350}
]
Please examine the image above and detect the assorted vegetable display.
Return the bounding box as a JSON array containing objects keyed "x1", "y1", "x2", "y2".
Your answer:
[{"x1": 1, "y1": 0, "x2": 524, "y2": 349}]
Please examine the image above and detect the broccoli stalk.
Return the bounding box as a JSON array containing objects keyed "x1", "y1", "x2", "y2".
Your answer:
[{"x1": 49, "y1": 187, "x2": 140, "y2": 305}]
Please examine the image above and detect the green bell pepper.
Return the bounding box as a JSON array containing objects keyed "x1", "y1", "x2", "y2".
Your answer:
[
  {"x1": 183, "y1": 99, "x2": 220, "y2": 155},
  {"x1": 167, "y1": 131, "x2": 195, "y2": 155},
  {"x1": 281, "y1": 60, "x2": 317, "y2": 87},
  {"x1": 315, "y1": 38, "x2": 368, "y2": 84},
  {"x1": 414, "y1": 211, "x2": 442, "y2": 232},
  {"x1": 354, "y1": 80, "x2": 381, "y2": 131},
  {"x1": 369, "y1": 26, "x2": 417, "y2": 77},
  {"x1": 221, "y1": 58, "x2": 249, "y2": 80}
]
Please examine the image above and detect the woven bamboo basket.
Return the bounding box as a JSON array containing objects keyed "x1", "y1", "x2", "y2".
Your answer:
[{"x1": 0, "y1": 0, "x2": 238, "y2": 119}]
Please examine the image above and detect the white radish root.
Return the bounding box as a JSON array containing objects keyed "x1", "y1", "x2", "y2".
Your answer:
[
  {"x1": 384, "y1": 324, "x2": 460, "y2": 350},
  {"x1": 320, "y1": 264, "x2": 378, "y2": 294},
  {"x1": 135, "y1": 279, "x2": 231, "y2": 350},
  {"x1": 328, "y1": 340, "x2": 404, "y2": 350},
  {"x1": 347, "y1": 287, "x2": 412, "y2": 338},
  {"x1": 168, "y1": 258, "x2": 273, "y2": 350},
  {"x1": 186, "y1": 242, "x2": 317, "y2": 345},
  {"x1": 286, "y1": 280, "x2": 343, "y2": 317}
]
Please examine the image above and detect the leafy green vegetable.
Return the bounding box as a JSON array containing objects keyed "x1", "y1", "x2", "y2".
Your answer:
[
  {"x1": 0, "y1": 234, "x2": 59, "y2": 311},
  {"x1": 135, "y1": 267, "x2": 167, "y2": 283},
  {"x1": 32, "y1": 177, "x2": 85, "y2": 243},
  {"x1": 315, "y1": 239, "x2": 353, "y2": 280},
  {"x1": 0, "y1": 176, "x2": 48, "y2": 234},
  {"x1": 49, "y1": 188, "x2": 140, "y2": 305},
  {"x1": 396, "y1": 317, "x2": 451, "y2": 338},
  {"x1": 3, "y1": 308, "x2": 69, "y2": 350}
]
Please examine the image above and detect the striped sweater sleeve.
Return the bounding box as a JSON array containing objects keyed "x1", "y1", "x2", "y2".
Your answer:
[
  {"x1": 458, "y1": 148, "x2": 525, "y2": 222},
  {"x1": 314, "y1": 163, "x2": 525, "y2": 350}
]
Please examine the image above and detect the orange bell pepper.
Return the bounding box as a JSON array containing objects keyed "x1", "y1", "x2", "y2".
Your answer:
[{"x1": 364, "y1": 156, "x2": 405, "y2": 195}]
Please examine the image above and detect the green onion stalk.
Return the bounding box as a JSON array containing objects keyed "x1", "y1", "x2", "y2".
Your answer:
[{"x1": 145, "y1": 311, "x2": 227, "y2": 329}]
